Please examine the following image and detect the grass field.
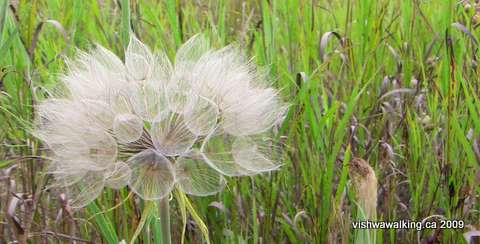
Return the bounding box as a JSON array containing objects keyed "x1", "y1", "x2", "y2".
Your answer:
[{"x1": 1, "y1": 0, "x2": 479, "y2": 243}]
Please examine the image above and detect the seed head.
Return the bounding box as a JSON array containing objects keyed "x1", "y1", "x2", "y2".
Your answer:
[
  {"x1": 349, "y1": 158, "x2": 378, "y2": 220},
  {"x1": 35, "y1": 35, "x2": 287, "y2": 208}
]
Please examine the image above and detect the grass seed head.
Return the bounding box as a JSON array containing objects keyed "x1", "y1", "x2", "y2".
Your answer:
[{"x1": 349, "y1": 157, "x2": 378, "y2": 220}]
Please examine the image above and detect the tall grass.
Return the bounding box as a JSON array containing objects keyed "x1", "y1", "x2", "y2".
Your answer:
[{"x1": 0, "y1": 0, "x2": 479, "y2": 243}]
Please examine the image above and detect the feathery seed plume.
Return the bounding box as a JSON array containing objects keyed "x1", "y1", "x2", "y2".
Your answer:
[{"x1": 35, "y1": 34, "x2": 287, "y2": 208}]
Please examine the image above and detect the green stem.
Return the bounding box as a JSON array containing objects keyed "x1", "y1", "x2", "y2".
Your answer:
[{"x1": 159, "y1": 197, "x2": 171, "y2": 244}]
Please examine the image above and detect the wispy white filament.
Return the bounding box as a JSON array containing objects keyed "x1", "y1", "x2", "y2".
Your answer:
[{"x1": 36, "y1": 34, "x2": 287, "y2": 208}]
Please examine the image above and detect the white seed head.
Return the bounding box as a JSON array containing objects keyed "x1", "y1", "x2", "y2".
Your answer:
[{"x1": 36, "y1": 34, "x2": 287, "y2": 208}]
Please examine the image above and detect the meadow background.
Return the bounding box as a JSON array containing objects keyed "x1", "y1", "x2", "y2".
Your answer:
[{"x1": 1, "y1": 0, "x2": 479, "y2": 243}]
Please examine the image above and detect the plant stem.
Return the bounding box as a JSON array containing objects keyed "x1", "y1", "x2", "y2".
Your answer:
[{"x1": 159, "y1": 197, "x2": 171, "y2": 244}]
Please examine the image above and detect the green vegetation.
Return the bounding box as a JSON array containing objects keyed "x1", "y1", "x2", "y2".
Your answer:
[{"x1": 0, "y1": 0, "x2": 479, "y2": 243}]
